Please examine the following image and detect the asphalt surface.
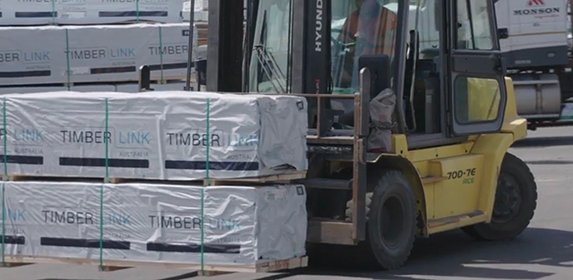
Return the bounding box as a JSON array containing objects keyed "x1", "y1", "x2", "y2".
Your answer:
[{"x1": 2, "y1": 126, "x2": 572, "y2": 280}]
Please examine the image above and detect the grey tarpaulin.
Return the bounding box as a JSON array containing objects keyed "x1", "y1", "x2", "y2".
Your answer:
[{"x1": 368, "y1": 89, "x2": 396, "y2": 152}]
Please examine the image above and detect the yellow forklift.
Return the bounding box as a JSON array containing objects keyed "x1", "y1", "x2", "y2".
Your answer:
[{"x1": 204, "y1": 0, "x2": 537, "y2": 269}]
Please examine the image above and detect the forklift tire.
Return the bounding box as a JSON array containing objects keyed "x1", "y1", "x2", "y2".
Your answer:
[
  {"x1": 463, "y1": 153, "x2": 537, "y2": 240},
  {"x1": 367, "y1": 171, "x2": 417, "y2": 270}
]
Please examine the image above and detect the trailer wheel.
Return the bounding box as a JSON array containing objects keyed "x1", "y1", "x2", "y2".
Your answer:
[
  {"x1": 367, "y1": 171, "x2": 417, "y2": 270},
  {"x1": 463, "y1": 153, "x2": 537, "y2": 240}
]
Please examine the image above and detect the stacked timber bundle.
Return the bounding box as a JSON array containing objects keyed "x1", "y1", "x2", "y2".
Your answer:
[
  {"x1": 0, "y1": 24, "x2": 191, "y2": 86},
  {"x1": 0, "y1": 0, "x2": 205, "y2": 92},
  {"x1": 2, "y1": 91, "x2": 308, "y2": 179},
  {"x1": 0, "y1": 0, "x2": 186, "y2": 25},
  {"x1": 183, "y1": 0, "x2": 209, "y2": 22},
  {"x1": 2, "y1": 182, "x2": 307, "y2": 267},
  {"x1": 0, "y1": 91, "x2": 309, "y2": 271},
  {"x1": 195, "y1": 22, "x2": 209, "y2": 48},
  {"x1": 182, "y1": 0, "x2": 209, "y2": 64},
  {"x1": 0, "y1": 83, "x2": 190, "y2": 94}
]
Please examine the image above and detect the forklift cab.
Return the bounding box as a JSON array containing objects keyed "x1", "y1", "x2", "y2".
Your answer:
[{"x1": 232, "y1": 0, "x2": 507, "y2": 146}]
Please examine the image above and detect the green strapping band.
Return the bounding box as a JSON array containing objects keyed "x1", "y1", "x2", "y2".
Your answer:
[
  {"x1": 1, "y1": 183, "x2": 5, "y2": 266},
  {"x1": 3, "y1": 98, "x2": 7, "y2": 178},
  {"x1": 1, "y1": 98, "x2": 6, "y2": 266},
  {"x1": 99, "y1": 98, "x2": 110, "y2": 271},
  {"x1": 51, "y1": 0, "x2": 57, "y2": 24},
  {"x1": 104, "y1": 98, "x2": 110, "y2": 181},
  {"x1": 136, "y1": 0, "x2": 140, "y2": 23},
  {"x1": 201, "y1": 98, "x2": 211, "y2": 272},
  {"x1": 158, "y1": 26, "x2": 165, "y2": 83},
  {"x1": 65, "y1": 29, "x2": 71, "y2": 91}
]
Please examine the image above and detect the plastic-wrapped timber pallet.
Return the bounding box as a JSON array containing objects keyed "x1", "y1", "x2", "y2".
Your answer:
[
  {"x1": 0, "y1": 83, "x2": 185, "y2": 95},
  {"x1": 0, "y1": 82, "x2": 193, "y2": 95},
  {"x1": 182, "y1": 0, "x2": 209, "y2": 47},
  {"x1": 0, "y1": 0, "x2": 185, "y2": 25},
  {"x1": 183, "y1": 0, "x2": 209, "y2": 22},
  {"x1": 0, "y1": 181, "x2": 308, "y2": 271},
  {"x1": 0, "y1": 85, "x2": 116, "y2": 95},
  {"x1": 0, "y1": 24, "x2": 191, "y2": 86},
  {"x1": 2, "y1": 91, "x2": 308, "y2": 180}
]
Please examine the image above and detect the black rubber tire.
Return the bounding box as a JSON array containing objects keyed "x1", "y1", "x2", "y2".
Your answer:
[
  {"x1": 463, "y1": 153, "x2": 537, "y2": 240},
  {"x1": 367, "y1": 171, "x2": 417, "y2": 270}
]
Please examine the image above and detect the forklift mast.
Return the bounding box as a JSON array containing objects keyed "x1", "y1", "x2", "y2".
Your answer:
[
  {"x1": 207, "y1": 0, "x2": 333, "y2": 94},
  {"x1": 206, "y1": 0, "x2": 244, "y2": 92}
]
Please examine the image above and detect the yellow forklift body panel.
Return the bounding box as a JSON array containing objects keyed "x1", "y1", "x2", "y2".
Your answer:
[{"x1": 383, "y1": 78, "x2": 527, "y2": 236}]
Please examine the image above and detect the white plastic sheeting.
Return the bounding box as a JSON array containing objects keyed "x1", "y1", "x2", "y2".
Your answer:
[
  {"x1": 3, "y1": 91, "x2": 308, "y2": 180},
  {"x1": 0, "y1": 83, "x2": 188, "y2": 95},
  {"x1": 0, "y1": 0, "x2": 185, "y2": 25},
  {"x1": 0, "y1": 24, "x2": 191, "y2": 86},
  {"x1": 0, "y1": 85, "x2": 116, "y2": 95},
  {"x1": 1, "y1": 182, "x2": 307, "y2": 265},
  {"x1": 0, "y1": 26, "x2": 67, "y2": 86}
]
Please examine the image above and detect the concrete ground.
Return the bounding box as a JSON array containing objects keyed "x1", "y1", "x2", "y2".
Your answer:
[{"x1": 2, "y1": 126, "x2": 573, "y2": 280}]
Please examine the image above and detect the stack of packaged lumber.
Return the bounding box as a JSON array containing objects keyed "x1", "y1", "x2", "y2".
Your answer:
[
  {"x1": 0, "y1": 91, "x2": 309, "y2": 270},
  {"x1": 0, "y1": 0, "x2": 185, "y2": 25},
  {"x1": 0, "y1": 0, "x2": 200, "y2": 89},
  {"x1": 2, "y1": 91, "x2": 308, "y2": 179},
  {"x1": 3, "y1": 182, "x2": 307, "y2": 267},
  {"x1": 0, "y1": 24, "x2": 191, "y2": 86}
]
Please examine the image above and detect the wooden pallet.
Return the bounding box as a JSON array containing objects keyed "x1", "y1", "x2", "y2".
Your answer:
[
  {"x1": 7, "y1": 171, "x2": 307, "y2": 186},
  {"x1": 206, "y1": 171, "x2": 307, "y2": 185},
  {"x1": 3, "y1": 256, "x2": 308, "y2": 274}
]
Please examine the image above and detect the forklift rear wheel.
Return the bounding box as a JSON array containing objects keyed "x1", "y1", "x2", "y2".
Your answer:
[
  {"x1": 367, "y1": 171, "x2": 417, "y2": 270},
  {"x1": 463, "y1": 153, "x2": 537, "y2": 240}
]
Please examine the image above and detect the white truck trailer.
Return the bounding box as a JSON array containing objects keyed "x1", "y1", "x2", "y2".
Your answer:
[{"x1": 495, "y1": 0, "x2": 573, "y2": 128}]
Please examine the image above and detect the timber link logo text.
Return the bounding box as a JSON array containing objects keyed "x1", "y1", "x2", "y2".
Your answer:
[
  {"x1": 315, "y1": 0, "x2": 324, "y2": 52},
  {"x1": 514, "y1": 0, "x2": 560, "y2": 16}
]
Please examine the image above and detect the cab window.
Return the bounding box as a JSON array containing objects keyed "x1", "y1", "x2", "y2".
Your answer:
[
  {"x1": 456, "y1": 0, "x2": 494, "y2": 50},
  {"x1": 248, "y1": 0, "x2": 292, "y2": 93},
  {"x1": 454, "y1": 77, "x2": 501, "y2": 123},
  {"x1": 331, "y1": 0, "x2": 399, "y2": 93}
]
